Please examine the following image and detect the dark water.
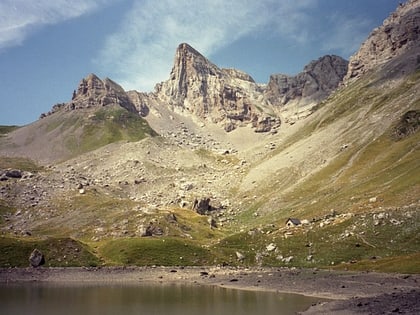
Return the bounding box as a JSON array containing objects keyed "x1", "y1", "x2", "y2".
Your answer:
[{"x1": 0, "y1": 283, "x2": 323, "y2": 315}]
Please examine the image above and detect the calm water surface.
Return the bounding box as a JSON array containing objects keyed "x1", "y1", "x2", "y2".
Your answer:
[{"x1": 0, "y1": 283, "x2": 323, "y2": 315}]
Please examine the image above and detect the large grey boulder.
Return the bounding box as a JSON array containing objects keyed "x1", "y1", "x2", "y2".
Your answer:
[{"x1": 29, "y1": 249, "x2": 45, "y2": 267}]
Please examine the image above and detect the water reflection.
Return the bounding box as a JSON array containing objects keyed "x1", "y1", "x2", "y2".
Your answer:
[{"x1": 0, "y1": 283, "x2": 322, "y2": 315}]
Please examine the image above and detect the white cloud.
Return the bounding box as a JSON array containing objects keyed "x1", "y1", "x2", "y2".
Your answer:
[
  {"x1": 0, "y1": 0, "x2": 111, "y2": 50},
  {"x1": 97, "y1": 0, "x2": 319, "y2": 92}
]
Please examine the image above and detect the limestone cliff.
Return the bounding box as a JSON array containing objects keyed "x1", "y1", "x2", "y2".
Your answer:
[
  {"x1": 265, "y1": 55, "x2": 348, "y2": 107},
  {"x1": 345, "y1": 0, "x2": 420, "y2": 81},
  {"x1": 154, "y1": 43, "x2": 279, "y2": 132},
  {"x1": 41, "y1": 74, "x2": 137, "y2": 118}
]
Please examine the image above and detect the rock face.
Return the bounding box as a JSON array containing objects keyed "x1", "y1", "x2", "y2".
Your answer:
[
  {"x1": 345, "y1": 0, "x2": 420, "y2": 81},
  {"x1": 41, "y1": 44, "x2": 349, "y2": 132},
  {"x1": 393, "y1": 110, "x2": 420, "y2": 140},
  {"x1": 154, "y1": 43, "x2": 279, "y2": 132},
  {"x1": 71, "y1": 74, "x2": 136, "y2": 112},
  {"x1": 265, "y1": 55, "x2": 348, "y2": 107},
  {"x1": 41, "y1": 74, "x2": 138, "y2": 118}
]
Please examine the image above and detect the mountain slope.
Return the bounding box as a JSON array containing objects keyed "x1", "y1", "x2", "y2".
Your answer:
[
  {"x1": 0, "y1": 1, "x2": 418, "y2": 272},
  {"x1": 0, "y1": 76, "x2": 156, "y2": 164}
]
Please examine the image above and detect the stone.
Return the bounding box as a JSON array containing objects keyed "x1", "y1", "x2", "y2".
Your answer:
[
  {"x1": 192, "y1": 197, "x2": 211, "y2": 215},
  {"x1": 393, "y1": 110, "x2": 420, "y2": 140},
  {"x1": 29, "y1": 249, "x2": 45, "y2": 267},
  {"x1": 266, "y1": 243, "x2": 277, "y2": 252},
  {"x1": 167, "y1": 213, "x2": 177, "y2": 223},
  {"x1": 208, "y1": 217, "x2": 217, "y2": 228},
  {"x1": 282, "y1": 256, "x2": 294, "y2": 263},
  {"x1": 236, "y1": 251, "x2": 245, "y2": 261},
  {"x1": 5, "y1": 169, "x2": 22, "y2": 178},
  {"x1": 137, "y1": 225, "x2": 152, "y2": 237}
]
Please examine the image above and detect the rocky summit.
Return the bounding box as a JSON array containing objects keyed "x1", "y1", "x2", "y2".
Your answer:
[
  {"x1": 0, "y1": 0, "x2": 419, "y2": 273},
  {"x1": 265, "y1": 55, "x2": 348, "y2": 107},
  {"x1": 154, "y1": 43, "x2": 279, "y2": 132}
]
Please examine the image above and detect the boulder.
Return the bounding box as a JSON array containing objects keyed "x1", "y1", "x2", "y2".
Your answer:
[
  {"x1": 266, "y1": 243, "x2": 277, "y2": 252},
  {"x1": 29, "y1": 249, "x2": 45, "y2": 267},
  {"x1": 5, "y1": 169, "x2": 22, "y2": 178},
  {"x1": 192, "y1": 197, "x2": 211, "y2": 215},
  {"x1": 236, "y1": 251, "x2": 245, "y2": 261}
]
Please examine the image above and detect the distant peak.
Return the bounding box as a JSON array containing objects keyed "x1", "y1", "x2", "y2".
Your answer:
[
  {"x1": 175, "y1": 43, "x2": 208, "y2": 64},
  {"x1": 84, "y1": 73, "x2": 101, "y2": 82},
  {"x1": 177, "y1": 43, "x2": 202, "y2": 55}
]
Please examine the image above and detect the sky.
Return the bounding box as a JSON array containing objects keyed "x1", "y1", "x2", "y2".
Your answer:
[{"x1": 0, "y1": 0, "x2": 403, "y2": 126}]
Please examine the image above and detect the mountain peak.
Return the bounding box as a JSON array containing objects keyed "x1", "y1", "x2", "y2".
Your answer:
[
  {"x1": 155, "y1": 43, "x2": 279, "y2": 132},
  {"x1": 40, "y1": 74, "x2": 137, "y2": 118},
  {"x1": 176, "y1": 43, "x2": 203, "y2": 57},
  {"x1": 265, "y1": 54, "x2": 348, "y2": 107}
]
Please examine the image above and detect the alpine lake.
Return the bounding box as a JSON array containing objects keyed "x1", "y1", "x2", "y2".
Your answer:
[{"x1": 0, "y1": 282, "x2": 326, "y2": 314}]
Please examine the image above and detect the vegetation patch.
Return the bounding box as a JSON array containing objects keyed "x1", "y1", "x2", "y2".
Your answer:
[
  {"x1": 0, "y1": 156, "x2": 43, "y2": 172},
  {"x1": 99, "y1": 237, "x2": 218, "y2": 266},
  {"x1": 66, "y1": 106, "x2": 157, "y2": 156},
  {"x1": 213, "y1": 208, "x2": 419, "y2": 272},
  {"x1": 0, "y1": 237, "x2": 100, "y2": 267},
  {"x1": 0, "y1": 125, "x2": 19, "y2": 136}
]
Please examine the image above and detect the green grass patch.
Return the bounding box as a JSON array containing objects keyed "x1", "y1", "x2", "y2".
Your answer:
[
  {"x1": 0, "y1": 236, "x2": 101, "y2": 267},
  {"x1": 213, "y1": 208, "x2": 420, "y2": 272},
  {"x1": 0, "y1": 125, "x2": 19, "y2": 136},
  {"x1": 333, "y1": 252, "x2": 420, "y2": 274},
  {"x1": 99, "y1": 237, "x2": 218, "y2": 266},
  {"x1": 0, "y1": 156, "x2": 43, "y2": 172},
  {"x1": 65, "y1": 106, "x2": 157, "y2": 156}
]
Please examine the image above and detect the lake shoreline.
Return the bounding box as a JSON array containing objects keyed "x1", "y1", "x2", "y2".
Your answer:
[{"x1": 1, "y1": 266, "x2": 419, "y2": 314}]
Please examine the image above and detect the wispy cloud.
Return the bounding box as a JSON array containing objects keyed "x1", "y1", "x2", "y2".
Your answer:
[
  {"x1": 320, "y1": 13, "x2": 372, "y2": 58},
  {"x1": 0, "y1": 0, "x2": 111, "y2": 50},
  {"x1": 97, "y1": 0, "x2": 319, "y2": 92}
]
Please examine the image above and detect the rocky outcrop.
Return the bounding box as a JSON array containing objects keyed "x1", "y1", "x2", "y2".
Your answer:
[
  {"x1": 70, "y1": 74, "x2": 138, "y2": 113},
  {"x1": 265, "y1": 55, "x2": 348, "y2": 107},
  {"x1": 126, "y1": 91, "x2": 151, "y2": 117},
  {"x1": 154, "y1": 43, "x2": 278, "y2": 132},
  {"x1": 345, "y1": 0, "x2": 420, "y2": 81},
  {"x1": 41, "y1": 74, "x2": 138, "y2": 118},
  {"x1": 393, "y1": 110, "x2": 420, "y2": 140}
]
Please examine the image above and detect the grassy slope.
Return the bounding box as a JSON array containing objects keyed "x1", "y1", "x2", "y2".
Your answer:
[
  {"x1": 64, "y1": 106, "x2": 157, "y2": 157},
  {"x1": 218, "y1": 71, "x2": 420, "y2": 272},
  {"x1": 0, "y1": 105, "x2": 157, "y2": 164},
  {"x1": 0, "y1": 237, "x2": 100, "y2": 267},
  {"x1": 0, "y1": 72, "x2": 418, "y2": 272}
]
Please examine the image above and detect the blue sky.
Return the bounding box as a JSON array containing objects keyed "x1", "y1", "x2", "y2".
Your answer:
[{"x1": 0, "y1": 0, "x2": 402, "y2": 126}]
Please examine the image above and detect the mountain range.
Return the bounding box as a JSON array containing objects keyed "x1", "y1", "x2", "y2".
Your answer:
[{"x1": 0, "y1": 0, "x2": 419, "y2": 271}]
